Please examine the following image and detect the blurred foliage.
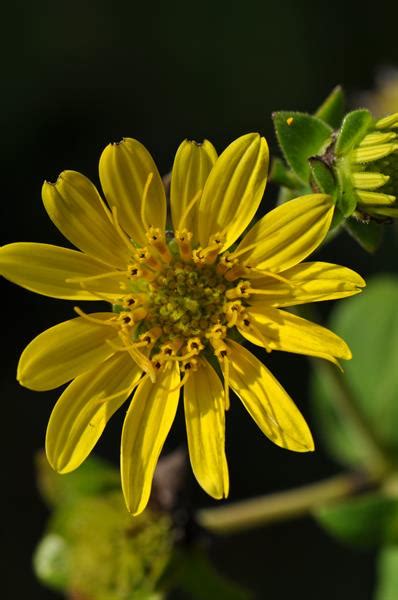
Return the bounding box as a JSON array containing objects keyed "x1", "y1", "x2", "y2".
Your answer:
[
  {"x1": 310, "y1": 274, "x2": 398, "y2": 598},
  {"x1": 33, "y1": 454, "x2": 250, "y2": 600},
  {"x1": 311, "y1": 276, "x2": 398, "y2": 470},
  {"x1": 375, "y1": 545, "x2": 398, "y2": 600}
]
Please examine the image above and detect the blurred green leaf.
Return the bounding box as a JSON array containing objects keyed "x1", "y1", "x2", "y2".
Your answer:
[
  {"x1": 335, "y1": 109, "x2": 373, "y2": 156},
  {"x1": 272, "y1": 111, "x2": 332, "y2": 182},
  {"x1": 375, "y1": 545, "x2": 398, "y2": 600},
  {"x1": 33, "y1": 533, "x2": 71, "y2": 592},
  {"x1": 41, "y1": 493, "x2": 172, "y2": 599},
  {"x1": 162, "y1": 548, "x2": 251, "y2": 600},
  {"x1": 309, "y1": 157, "x2": 337, "y2": 195},
  {"x1": 314, "y1": 85, "x2": 346, "y2": 129},
  {"x1": 269, "y1": 157, "x2": 304, "y2": 190},
  {"x1": 315, "y1": 493, "x2": 398, "y2": 548},
  {"x1": 36, "y1": 452, "x2": 120, "y2": 507},
  {"x1": 311, "y1": 276, "x2": 398, "y2": 469},
  {"x1": 344, "y1": 218, "x2": 383, "y2": 253}
]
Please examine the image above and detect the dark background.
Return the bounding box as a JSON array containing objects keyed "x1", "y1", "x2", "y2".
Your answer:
[{"x1": 2, "y1": 1, "x2": 398, "y2": 598}]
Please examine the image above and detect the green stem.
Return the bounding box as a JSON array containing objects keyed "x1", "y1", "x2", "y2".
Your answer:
[
  {"x1": 313, "y1": 359, "x2": 394, "y2": 476},
  {"x1": 197, "y1": 472, "x2": 370, "y2": 535}
]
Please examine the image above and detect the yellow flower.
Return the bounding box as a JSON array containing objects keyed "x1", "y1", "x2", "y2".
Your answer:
[{"x1": 0, "y1": 134, "x2": 365, "y2": 515}]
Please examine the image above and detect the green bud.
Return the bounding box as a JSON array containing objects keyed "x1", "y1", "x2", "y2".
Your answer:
[{"x1": 334, "y1": 110, "x2": 398, "y2": 221}]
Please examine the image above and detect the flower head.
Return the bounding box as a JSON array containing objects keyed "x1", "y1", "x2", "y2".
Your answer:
[
  {"x1": 1, "y1": 134, "x2": 365, "y2": 514},
  {"x1": 336, "y1": 111, "x2": 398, "y2": 221}
]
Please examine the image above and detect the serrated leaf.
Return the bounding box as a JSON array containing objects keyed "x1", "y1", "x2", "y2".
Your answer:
[
  {"x1": 311, "y1": 276, "x2": 398, "y2": 469},
  {"x1": 335, "y1": 109, "x2": 373, "y2": 156},
  {"x1": 315, "y1": 493, "x2": 398, "y2": 548},
  {"x1": 315, "y1": 85, "x2": 346, "y2": 129},
  {"x1": 344, "y1": 218, "x2": 383, "y2": 253},
  {"x1": 376, "y1": 545, "x2": 398, "y2": 600},
  {"x1": 309, "y1": 157, "x2": 337, "y2": 195},
  {"x1": 273, "y1": 111, "x2": 333, "y2": 183}
]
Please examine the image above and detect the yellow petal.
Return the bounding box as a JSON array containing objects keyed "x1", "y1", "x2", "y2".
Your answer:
[
  {"x1": 42, "y1": 171, "x2": 130, "y2": 268},
  {"x1": 0, "y1": 243, "x2": 128, "y2": 300},
  {"x1": 121, "y1": 362, "x2": 180, "y2": 515},
  {"x1": 99, "y1": 138, "x2": 166, "y2": 245},
  {"x1": 225, "y1": 340, "x2": 314, "y2": 452},
  {"x1": 46, "y1": 353, "x2": 142, "y2": 473},
  {"x1": 243, "y1": 307, "x2": 351, "y2": 364},
  {"x1": 184, "y1": 359, "x2": 229, "y2": 499},
  {"x1": 18, "y1": 313, "x2": 118, "y2": 391},
  {"x1": 248, "y1": 261, "x2": 365, "y2": 308},
  {"x1": 170, "y1": 139, "x2": 217, "y2": 242},
  {"x1": 234, "y1": 194, "x2": 334, "y2": 273},
  {"x1": 198, "y1": 133, "x2": 269, "y2": 250}
]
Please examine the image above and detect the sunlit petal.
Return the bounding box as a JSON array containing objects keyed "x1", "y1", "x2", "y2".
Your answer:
[
  {"x1": 184, "y1": 359, "x2": 229, "y2": 499},
  {"x1": 46, "y1": 353, "x2": 142, "y2": 473},
  {"x1": 235, "y1": 194, "x2": 334, "y2": 272},
  {"x1": 99, "y1": 138, "x2": 166, "y2": 245},
  {"x1": 170, "y1": 139, "x2": 217, "y2": 242},
  {"x1": 198, "y1": 133, "x2": 269, "y2": 250},
  {"x1": 225, "y1": 340, "x2": 314, "y2": 452},
  {"x1": 121, "y1": 362, "x2": 180, "y2": 515},
  {"x1": 243, "y1": 307, "x2": 351, "y2": 364},
  {"x1": 248, "y1": 262, "x2": 365, "y2": 308},
  {"x1": 42, "y1": 170, "x2": 130, "y2": 268},
  {"x1": 0, "y1": 243, "x2": 127, "y2": 300},
  {"x1": 18, "y1": 313, "x2": 118, "y2": 391}
]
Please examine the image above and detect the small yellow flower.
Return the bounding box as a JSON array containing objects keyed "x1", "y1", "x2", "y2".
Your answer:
[{"x1": 0, "y1": 134, "x2": 365, "y2": 515}]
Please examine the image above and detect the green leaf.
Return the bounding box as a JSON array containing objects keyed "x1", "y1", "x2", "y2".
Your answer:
[
  {"x1": 36, "y1": 452, "x2": 120, "y2": 507},
  {"x1": 314, "y1": 85, "x2": 346, "y2": 129},
  {"x1": 311, "y1": 276, "x2": 398, "y2": 469},
  {"x1": 315, "y1": 493, "x2": 398, "y2": 548},
  {"x1": 269, "y1": 157, "x2": 304, "y2": 190},
  {"x1": 336, "y1": 164, "x2": 358, "y2": 217},
  {"x1": 335, "y1": 109, "x2": 373, "y2": 156},
  {"x1": 308, "y1": 157, "x2": 337, "y2": 195},
  {"x1": 33, "y1": 533, "x2": 71, "y2": 592},
  {"x1": 344, "y1": 217, "x2": 384, "y2": 253},
  {"x1": 272, "y1": 111, "x2": 333, "y2": 183},
  {"x1": 162, "y1": 548, "x2": 252, "y2": 600},
  {"x1": 376, "y1": 545, "x2": 398, "y2": 600}
]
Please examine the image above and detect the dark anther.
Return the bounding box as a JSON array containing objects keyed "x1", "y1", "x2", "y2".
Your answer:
[{"x1": 243, "y1": 318, "x2": 250, "y2": 327}]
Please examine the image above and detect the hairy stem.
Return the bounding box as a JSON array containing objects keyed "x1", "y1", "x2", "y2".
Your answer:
[{"x1": 197, "y1": 472, "x2": 370, "y2": 535}]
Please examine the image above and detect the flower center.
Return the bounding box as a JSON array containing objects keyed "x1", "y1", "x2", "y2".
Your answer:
[{"x1": 147, "y1": 262, "x2": 232, "y2": 340}]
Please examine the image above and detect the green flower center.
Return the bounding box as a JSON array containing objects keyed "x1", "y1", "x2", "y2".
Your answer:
[{"x1": 147, "y1": 262, "x2": 234, "y2": 339}]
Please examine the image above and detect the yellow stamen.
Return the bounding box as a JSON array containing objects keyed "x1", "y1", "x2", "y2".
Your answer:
[
  {"x1": 111, "y1": 206, "x2": 137, "y2": 254},
  {"x1": 140, "y1": 172, "x2": 154, "y2": 232},
  {"x1": 66, "y1": 270, "x2": 128, "y2": 284},
  {"x1": 238, "y1": 315, "x2": 272, "y2": 353},
  {"x1": 146, "y1": 227, "x2": 172, "y2": 263},
  {"x1": 178, "y1": 189, "x2": 202, "y2": 231},
  {"x1": 175, "y1": 229, "x2": 193, "y2": 261},
  {"x1": 222, "y1": 355, "x2": 230, "y2": 410},
  {"x1": 95, "y1": 377, "x2": 144, "y2": 404},
  {"x1": 168, "y1": 370, "x2": 191, "y2": 393},
  {"x1": 73, "y1": 306, "x2": 118, "y2": 328},
  {"x1": 225, "y1": 281, "x2": 251, "y2": 300}
]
